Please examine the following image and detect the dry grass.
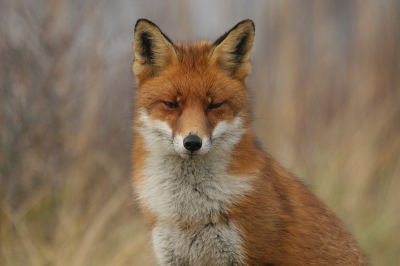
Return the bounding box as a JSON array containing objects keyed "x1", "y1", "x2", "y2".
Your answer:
[{"x1": 1, "y1": 1, "x2": 399, "y2": 265}]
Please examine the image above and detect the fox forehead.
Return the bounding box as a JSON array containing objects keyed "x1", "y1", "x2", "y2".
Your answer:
[
  {"x1": 174, "y1": 41, "x2": 215, "y2": 70},
  {"x1": 136, "y1": 42, "x2": 248, "y2": 110}
]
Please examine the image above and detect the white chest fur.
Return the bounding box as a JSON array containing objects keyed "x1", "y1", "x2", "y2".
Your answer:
[
  {"x1": 139, "y1": 155, "x2": 251, "y2": 223},
  {"x1": 139, "y1": 155, "x2": 249, "y2": 266},
  {"x1": 152, "y1": 221, "x2": 244, "y2": 266}
]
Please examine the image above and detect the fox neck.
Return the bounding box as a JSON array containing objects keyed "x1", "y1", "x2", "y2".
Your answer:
[{"x1": 135, "y1": 129, "x2": 254, "y2": 226}]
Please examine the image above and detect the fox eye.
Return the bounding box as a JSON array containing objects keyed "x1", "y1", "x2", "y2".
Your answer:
[
  {"x1": 163, "y1": 101, "x2": 179, "y2": 109},
  {"x1": 208, "y1": 102, "x2": 223, "y2": 110}
]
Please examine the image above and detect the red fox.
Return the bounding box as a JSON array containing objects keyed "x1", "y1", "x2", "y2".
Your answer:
[{"x1": 132, "y1": 19, "x2": 368, "y2": 266}]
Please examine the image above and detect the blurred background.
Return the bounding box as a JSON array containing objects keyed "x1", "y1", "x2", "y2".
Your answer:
[{"x1": 1, "y1": 0, "x2": 399, "y2": 265}]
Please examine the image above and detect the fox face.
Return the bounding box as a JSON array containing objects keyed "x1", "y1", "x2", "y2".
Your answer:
[{"x1": 133, "y1": 19, "x2": 255, "y2": 159}]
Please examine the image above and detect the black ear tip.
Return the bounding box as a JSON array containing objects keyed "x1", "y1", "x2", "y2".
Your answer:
[
  {"x1": 213, "y1": 19, "x2": 255, "y2": 47},
  {"x1": 135, "y1": 18, "x2": 157, "y2": 32},
  {"x1": 238, "y1": 19, "x2": 255, "y2": 31}
]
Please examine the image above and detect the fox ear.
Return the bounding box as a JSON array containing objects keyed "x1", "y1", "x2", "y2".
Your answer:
[
  {"x1": 211, "y1": 20, "x2": 255, "y2": 81},
  {"x1": 133, "y1": 19, "x2": 177, "y2": 83}
]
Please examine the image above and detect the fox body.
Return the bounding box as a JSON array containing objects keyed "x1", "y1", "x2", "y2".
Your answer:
[{"x1": 132, "y1": 19, "x2": 368, "y2": 265}]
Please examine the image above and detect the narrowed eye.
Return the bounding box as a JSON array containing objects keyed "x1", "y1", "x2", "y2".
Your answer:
[
  {"x1": 163, "y1": 101, "x2": 179, "y2": 109},
  {"x1": 208, "y1": 102, "x2": 223, "y2": 110}
]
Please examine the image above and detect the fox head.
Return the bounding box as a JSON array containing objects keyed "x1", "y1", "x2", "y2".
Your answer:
[{"x1": 133, "y1": 19, "x2": 255, "y2": 159}]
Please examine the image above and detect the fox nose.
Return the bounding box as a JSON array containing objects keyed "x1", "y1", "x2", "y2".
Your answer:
[{"x1": 183, "y1": 134, "x2": 202, "y2": 151}]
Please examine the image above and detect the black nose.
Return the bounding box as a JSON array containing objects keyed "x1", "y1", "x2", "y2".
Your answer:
[{"x1": 183, "y1": 134, "x2": 202, "y2": 151}]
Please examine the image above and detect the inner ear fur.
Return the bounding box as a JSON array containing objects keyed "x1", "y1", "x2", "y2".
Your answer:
[
  {"x1": 133, "y1": 19, "x2": 177, "y2": 83},
  {"x1": 211, "y1": 20, "x2": 255, "y2": 81}
]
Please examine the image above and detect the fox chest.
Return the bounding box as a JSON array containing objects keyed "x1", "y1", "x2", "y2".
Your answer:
[
  {"x1": 138, "y1": 157, "x2": 250, "y2": 265},
  {"x1": 139, "y1": 156, "x2": 251, "y2": 224},
  {"x1": 152, "y1": 221, "x2": 244, "y2": 266}
]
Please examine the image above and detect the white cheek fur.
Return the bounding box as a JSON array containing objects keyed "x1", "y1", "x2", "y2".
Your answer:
[
  {"x1": 138, "y1": 109, "x2": 245, "y2": 157},
  {"x1": 210, "y1": 116, "x2": 246, "y2": 154},
  {"x1": 137, "y1": 110, "x2": 175, "y2": 155}
]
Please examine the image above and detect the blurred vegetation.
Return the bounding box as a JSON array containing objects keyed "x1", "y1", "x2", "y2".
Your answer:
[{"x1": 1, "y1": 1, "x2": 399, "y2": 265}]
